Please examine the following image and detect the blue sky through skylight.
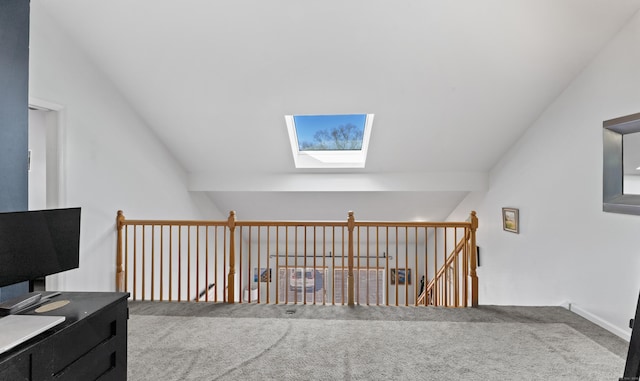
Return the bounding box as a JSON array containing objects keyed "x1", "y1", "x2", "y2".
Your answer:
[{"x1": 294, "y1": 114, "x2": 366, "y2": 151}]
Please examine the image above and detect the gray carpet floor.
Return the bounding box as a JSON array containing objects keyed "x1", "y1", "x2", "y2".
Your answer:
[{"x1": 128, "y1": 302, "x2": 629, "y2": 380}]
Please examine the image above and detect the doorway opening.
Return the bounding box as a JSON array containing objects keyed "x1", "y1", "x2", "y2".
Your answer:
[{"x1": 28, "y1": 98, "x2": 65, "y2": 291}]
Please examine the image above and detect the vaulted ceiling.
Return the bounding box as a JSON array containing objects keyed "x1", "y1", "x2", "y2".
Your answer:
[{"x1": 36, "y1": 0, "x2": 640, "y2": 221}]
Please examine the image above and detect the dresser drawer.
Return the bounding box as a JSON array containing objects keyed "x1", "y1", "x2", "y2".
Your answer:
[
  {"x1": 53, "y1": 338, "x2": 117, "y2": 380},
  {"x1": 0, "y1": 351, "x2": 30, "y2": 381},
  {"x1": 49, "y1": 307, "x2": 117, "y2": 375}
]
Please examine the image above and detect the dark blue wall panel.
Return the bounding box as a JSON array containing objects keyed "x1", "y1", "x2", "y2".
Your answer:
[{"x1": 0, "y1": 0, "x2": 30, "y2": 301}]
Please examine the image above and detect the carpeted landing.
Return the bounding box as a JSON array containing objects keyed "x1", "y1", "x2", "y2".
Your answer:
[{"x1": 128, "y1": 303, "x2": 628, "y2": 380}]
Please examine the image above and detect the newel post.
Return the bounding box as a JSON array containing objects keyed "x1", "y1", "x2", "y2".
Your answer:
[
  {"x1": 116, "y1": 210, "x2": 125, "y2": 293},
  {"x1": 227, "y1": 211, "x2": 237, "y2": 304},
  {"x1": 469, "y1": 211, "x2": 479, "y2": 307},
  {"x1": 347, "y1": 211, "x2": 355, "y2": 306}
]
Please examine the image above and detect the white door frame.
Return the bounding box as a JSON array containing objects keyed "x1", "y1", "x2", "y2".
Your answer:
[{"x1": 29, "y1": 97, "x2": 66, "y2": 290}]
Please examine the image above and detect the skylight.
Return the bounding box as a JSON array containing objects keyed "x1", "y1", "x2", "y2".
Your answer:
[{"x1": 285, "y1": 114, "x2": 374, "y2": 168}]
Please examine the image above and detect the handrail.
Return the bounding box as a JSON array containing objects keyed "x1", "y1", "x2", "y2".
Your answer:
[{"x1": 116, "y1": 210, "x2": 478, "y2": 307}]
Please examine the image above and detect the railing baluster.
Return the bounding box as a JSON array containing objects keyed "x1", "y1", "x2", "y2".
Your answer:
[
  {"x1": 196, "y1": 226, "x2": 200, "y2": 302},
  {"x1": 285, "y1": 227, "x2": 289, "y2": 304},
  {"x1": 223, "y1": 226, "x2": 226, "y2": 302},
  {"x1": 322, "y1": 226, "x2": 326, "y2": 306},
  {"x1": 303, "y1": 226, "x2": 307, "y2": 305},
  {"x1": 312, "y1": 226, "x2": 316, "y2": 305},
  {"x1": 454, "y1": 227, "x2": 458, "y2": 307},
  {"x1": 243, "y1": 226, "x2": 248, "y2": 304},
  {"x1": 188, "y1": 226, "x2": 191, "y2": 302},
  {"x1": 331, "y1": 227, "x2": 335, "y2": 305},
  {"x1": 160, "y1": 225, "x2": 164, "y2": 300},
  {"x1": 124, "y1": 224, "x2": 129, "y2": 297},
  {"x1": 414, "y1": 227, "x2": 418, "y2": 307},
  {"x1": 205, "y1": 226, "x2": 209, "y2": 302},
  {"x1": 266, "y1": 227, "x2": 270, "y2": 304},
  {"x1": 339, "y1": 227, "x2": 343, "y2": 306},
  {"x1": 433, "y1": 227, "x2": 438, "y2": 306},
  {"x1": 394, "y1": 226, "x2": 398, "y2": 307},
  {"x1": 366, "y1": 227, "x2": 369, "y2": 306},
  {"x1": 255, "y1": 227, "x2": 259, "y2": 304},
  {"x1": 356, "y1": 226, "x2": 360, "y2": 305},
  {"x1": 313, "y1": 226, "x2": 317, "y2": 305},
  {"x1": 151, "y1": 226, "x2": 155, "y2": 301},
  {"x1": 169, "y1": 225, "x2": 173, "y2": 302},
  {"x1": 214, "y1": 226, "x2": 218, "y2": 302},
  {"x1": 227, "y1": 211, "x2": 236, "y2": 303},
  {"x1": 423, "y1": 227, "x2": 428, "y2": 306},
  {"x1": 385, "y1": 226, "x2": 389, "y2": 306},
  {"x1": 294, "y1": 226, "x2": 298, "y2": 304},
  {"x1": 375, "y1": 227, "x2": 379, "y2": 306},
  {"x1": 178, "y1": 226, "x2": 182, "y2": 302},
  {"x1": 442, "y1": 228, "x2": 445, "y2": 306},
  {"x1": 240, "y1": 226, "x2": 244, "y2": 304},
  {"x1": 463, "y1": 227, "x2": 468, "y2": 307},
  {"x1": 404, "y1": 227, "x2": 408, "y2": 307},
  {"x1": 133, "y1": 225, "x2": 137, "y2": 301},
  {"x1": 275, "y1": 226, "x2": 279, "y2": 305}
]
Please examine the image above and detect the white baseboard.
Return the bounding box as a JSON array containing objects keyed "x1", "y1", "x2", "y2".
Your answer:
[{"x1": 561, "y1": 301, "x2": 630, "y2": 341}]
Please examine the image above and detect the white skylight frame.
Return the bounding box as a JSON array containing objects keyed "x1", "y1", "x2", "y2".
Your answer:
[{"x1": 285, "y1": 114, "x2": 374, "y2": 169}]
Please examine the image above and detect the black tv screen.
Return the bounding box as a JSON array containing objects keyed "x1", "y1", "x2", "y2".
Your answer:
[{"x1": 0, "y1": 208, "x2": 80, "y2": 288}]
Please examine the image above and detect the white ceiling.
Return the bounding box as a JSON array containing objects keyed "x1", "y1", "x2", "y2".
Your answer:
[{"x1": 36, "y1": 0, "x2": 640, "y2": 221}]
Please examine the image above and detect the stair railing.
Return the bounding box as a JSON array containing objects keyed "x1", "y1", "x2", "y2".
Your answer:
[{"x1": 416, "y1": 214, "x2": 478, "y2": 307}]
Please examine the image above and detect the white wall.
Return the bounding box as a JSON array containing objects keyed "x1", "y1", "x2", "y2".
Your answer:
[
  {"x1": 28, "y1": 109, "x2": 47, "y2": 210},
  {"x1": 448, "y1": 10, "x2": 640, "y2": 339},
  {"x1": 29, "y1": 4, "x2": 225, "y2": 292}
]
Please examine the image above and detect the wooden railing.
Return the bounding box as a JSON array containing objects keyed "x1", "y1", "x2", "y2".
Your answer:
[
  {"x1": 116, "y1": 210, "x2": 478, "y2": 307},
  {"x1": 115, "y1": 211, "x2": 230, "y2": 302}
]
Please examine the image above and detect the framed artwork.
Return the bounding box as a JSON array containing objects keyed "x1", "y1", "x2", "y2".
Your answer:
[
  {"x1": 391, "y1": 268, "x2": 411, "y2": 285},
  {"x1": 502, "y1": 207, "x2": 519, "y2": 234},
  {"x1": 254, "y1": 267, "x2": 271, "y2": 282}
]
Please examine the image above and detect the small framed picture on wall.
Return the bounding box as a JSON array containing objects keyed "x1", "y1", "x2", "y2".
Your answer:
[
  {"x1": 254, "y1": 267, "x2": 272, "y2": 283},
  {"x1": 502, "y1": 207, "x2": 519, "y2": 234},
  {"x1": 391, "y1": 268, "x2": 411, "y2": 285}
]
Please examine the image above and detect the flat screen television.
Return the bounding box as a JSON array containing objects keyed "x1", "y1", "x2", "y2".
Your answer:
[{"x1": 0, "y1": 207, "x2": 81, "y2": 288}]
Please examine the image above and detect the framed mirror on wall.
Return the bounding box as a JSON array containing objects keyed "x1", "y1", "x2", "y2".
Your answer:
[{"x1": 603, "y1": 112, "x2": 640, "y2": 215}]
